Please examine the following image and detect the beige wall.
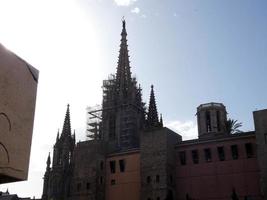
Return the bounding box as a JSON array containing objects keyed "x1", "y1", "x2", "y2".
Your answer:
[
  {"x1": 105, "y1": 150, "x2": 140, "y2": 200},
  {"x1": 0, "y1": 44, "x2": 38, "y2": 183}
]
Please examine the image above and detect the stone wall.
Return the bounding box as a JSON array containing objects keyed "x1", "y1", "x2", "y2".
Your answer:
[
  {"x1": 254, "y1": 109, "x2": 267, "y2": 198},
  {"x1": 70, "y1": 140, "x2": 106, "y2": 200},
  {"x1": 140, "y1": 127, "x2": 181, "y2": 200}
]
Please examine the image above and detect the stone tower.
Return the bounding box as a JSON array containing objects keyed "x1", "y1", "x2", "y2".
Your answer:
[
  {"x1": 101, "y1": 20, "x2": 146, "y2": 153},
  {"x1": 196, "y1": 102, "x2": 227, "y2": 139},
  {"x1": 42, "y1": 105, "x2": 75, "y2": 200},
  {"x1": 140, "y1": 85, "x2": 179, "y2": 200}
]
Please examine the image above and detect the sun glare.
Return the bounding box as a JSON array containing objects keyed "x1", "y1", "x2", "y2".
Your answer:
[{"x1": 0, "y1": 0, "x2": 104, "y2": 196}]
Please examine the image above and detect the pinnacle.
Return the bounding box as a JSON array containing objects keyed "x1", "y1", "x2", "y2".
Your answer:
[
  {"x1": 62, "y1": 104, "x2": 71, "y2": 136},
  {"x1": 147, "y1": 84, "x2": 160, "y2": 128},
  {"x1": 46, "y1": 152, "x2": 51, "y2": 169}
]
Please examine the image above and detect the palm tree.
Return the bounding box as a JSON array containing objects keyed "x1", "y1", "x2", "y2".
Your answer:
[{"x1": 226, "y1": 118, "x2": 242, "y2": 134}]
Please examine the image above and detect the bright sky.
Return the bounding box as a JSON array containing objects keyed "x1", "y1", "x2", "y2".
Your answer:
[{"x1": 0, "y1": 0, "x2": 267, "y2": 197}]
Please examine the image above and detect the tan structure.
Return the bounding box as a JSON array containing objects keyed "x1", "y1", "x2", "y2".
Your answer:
[
  {"x1": 106, "y1": 150, "x2": 140, "y2": 200},
  {"x1": 0, "y1": 44, "x2": 39, "y2": 183}
]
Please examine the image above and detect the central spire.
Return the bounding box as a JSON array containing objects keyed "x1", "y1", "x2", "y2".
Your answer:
[{"x1": 115, "y1": 19, "x2": 132, "y2": 98}]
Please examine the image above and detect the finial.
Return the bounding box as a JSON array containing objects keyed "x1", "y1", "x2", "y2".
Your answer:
[
  {"x1": 46, "y1": 152, "x2": 51, "y2": 170},
  {"x1": 56, "y1": 129, "x2": 59, "y2": 140},
  {"x1": 151, "y1": 84, "x2": 154, "y2": 89},
  {"x1": 67, "y1": 104, "x2": 70, "y2": 108},
  {"x1": 122, "y1": 16, "x2": 126, "y2": 29},
  {"x1": 160, "y1": 113, "x2": 163, "y2": 127}
]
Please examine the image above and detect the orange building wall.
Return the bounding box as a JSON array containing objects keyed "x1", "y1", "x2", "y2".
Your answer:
[
  {"x1": 105, "y1": 150, "x2": 140, "y2": 200},
  {"x1": 176, "y1": 136, "x2": 262, "y2": 200}
]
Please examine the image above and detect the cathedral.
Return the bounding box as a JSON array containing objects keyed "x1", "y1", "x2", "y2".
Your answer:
[{"x1": 41, "y1": 20, "x2": 267, "y2": 200}]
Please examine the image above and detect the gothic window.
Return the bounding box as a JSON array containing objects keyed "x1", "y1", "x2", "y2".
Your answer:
[
  {"x1": 100, "y1": 176, "x2": 103, "y2": 184},
  {"x1": 169, "y1": 175, "x2": 173, "y2": 184},
  {"x1": 216, "y1": 111, "x2": 221, "y2": 131},
  {"x1": 245, "y1": 143, "x2": 253, "y2": 158},
  {"x1": 146, "y1": 176, "x2": 151, "y2": 184},
  {"x1": 167, "y1": 190, "x2": 174, "y2": 200},
  {"x1": 77, "y1": 183, "x2": 81, "y2": 191},
  {"x1": 265, "y1": 133, "x2": 267, "y2": 144},
  {"x1": 231, "y1": 145, "x2": 238, "y2": 160},
  {"x1": 110, "y1": 160, "x2": 116, "y2": 173},
  {"x1": 191, "y1": 150, "x2": 199, "y2": 164},
  {"x1": 100, "y1": 161, "x2": 104, "y2": 170},
  {"x1": 86, "y1": 182, "x2": 90, "y2": 190},
  {"x1": 157, "y1": 197, "x2": 160, "y2": 200},
  {"x1": 179, "y1": 151, "x2": 186, "y2": 165},
  {"x1": 156, "y1": 175, "x2": 160, "y2": 183},
  {"x1": 206, "y1": 111, "x2": 211, "y2": 132},
  {"x1": 119, "y1": 159, "x2": 125, "y2": 172},
  {"x1": 204, "y1": 148, "x2": 212, "y2": 162},
  {"x1": 111, "y1": 179, "x2": 116, "y2": 185},
  {"x1": 217, "y1": 146, "x2": 225, "y2": 161}
]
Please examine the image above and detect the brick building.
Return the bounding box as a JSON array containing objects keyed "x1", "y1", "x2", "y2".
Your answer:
[{"x1": 41, "y1": 20, "x2": 267, "y2": 200}]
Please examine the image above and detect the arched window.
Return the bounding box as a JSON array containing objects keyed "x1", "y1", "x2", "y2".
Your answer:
[{"x1": 205, "y1": 111, "x2": 211, "y2": 132}]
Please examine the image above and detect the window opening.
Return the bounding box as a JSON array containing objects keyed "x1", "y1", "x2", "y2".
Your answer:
[
  {"x1": 119, "y1": 159, "x2": 125, "y2": 172},
  {"x1": 231, "y1": 145, "x2": 238, "y2": 160},
  {"x1": 156, "y1": 175, "x2": 160, "y2": 183},
  {"x1": 206, "y1": 111, "x2": 211, "y2": 132},
  {"x1": 265, "y1": 133, "x2": 267, "y2": 144},
  {"x1": 179, "y1": 151, "x2": 186, "y2": 165},
  {"x1": 245, "y1": 143, "x2": 253, "y2": 158},
  {"x1": 77, "y1": 183, "x2": 81, "y2": 191},
  {"x1": 86, "y1": 182, "x2": 90, "y2": 190},
  {"x1": 217, "y1": 146, "x2": 225, "y2": 161},
  {"x1": 110, "y1": 160, "x2": 116, "y2": 173},
  {"x1": 111, "y1": 179, "x2": 116, "y2": 185},
  {"x1": 169, "y1": 175, "x2": 173, "y2": 184},
  {"x1": 100, "y1": 161, "x2": 104, "y2": 170},
  {"x1": 146, "y1": 176, "x2": 151, "y2": 184},
  {"x1": 191, "y1": 150, "x2": 199, "y2": 164},
  {"x1": 204, "y1": 148, "x2": 212, "y2": 162}
]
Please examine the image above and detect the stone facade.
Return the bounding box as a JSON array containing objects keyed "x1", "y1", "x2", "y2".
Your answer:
[
  {"x1": 140, "y1": 128, "x2": 181, "y2": 200},
  {"x1": 254, "y1": 109, "x2": 267, "y2": 198},
  {"x1": 41, "y1": 20, "x2": 267, "y2": 200}
]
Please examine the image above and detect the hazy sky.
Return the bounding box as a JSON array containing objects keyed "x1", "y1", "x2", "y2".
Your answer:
[{"x1": 0, "y1": 0, "x2": 267, "y2": 197}]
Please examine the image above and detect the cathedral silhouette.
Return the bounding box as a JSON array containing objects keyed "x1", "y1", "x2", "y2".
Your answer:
[{"x1": 41, "y1": 20, "x2": 267, "y2": 200}]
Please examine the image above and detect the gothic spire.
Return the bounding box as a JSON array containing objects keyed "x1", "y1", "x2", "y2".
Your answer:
[
  {"x1": 115, "y1": 19, "x2": 132, "y2": 97},
  {"x1": 147, "y1": 85, "x2": 160, "y2": 128},
  {"x1": 62, "y1": 104, "x2": 71, "y2": 136}
]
